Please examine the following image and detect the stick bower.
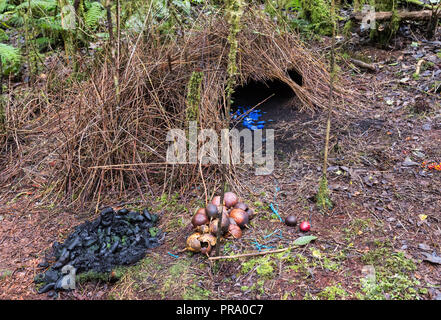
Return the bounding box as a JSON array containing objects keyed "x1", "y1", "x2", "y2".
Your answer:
[{"x1": 1, "y1": 7, "x2": 354, "y2": 205}]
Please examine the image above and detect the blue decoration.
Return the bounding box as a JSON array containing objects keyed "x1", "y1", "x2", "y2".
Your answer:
[
  {"x1": 167, "y1": 252, "x2": 179, "y2": 259},
  {"x1": 231, "y1": 106, "x2": 266, "y2": 131}
]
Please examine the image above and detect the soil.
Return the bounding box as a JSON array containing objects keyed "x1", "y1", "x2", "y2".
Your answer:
[{"x1": 1, "y1": 29, "x2": 440, "y2": 300}]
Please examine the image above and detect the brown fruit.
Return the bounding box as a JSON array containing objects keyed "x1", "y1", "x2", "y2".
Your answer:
[
  {"x1": 199, "y1": 233, "x2": 217, "y2": 246},
  {"x1": 200, "y1": 245, "x2": 212, "y2": 255},
  {"x1": 205, "y1": 204, "x2": 218, "y2": 219},
  {"x1": 195, "y1": 224, "x2": 210, "y2": 234},
  {"x1": 209, "y1": 212, "x2": 230, "y2": 235},
  {"x1": 229, "y1": 217, "x2": 237, "y2": 226},
  {"x1": 229, "y1": 208, "x2": 249, "y2": 228},
  {"x1": 217, "y1": 205, "x2": 229, "y2": 216},
  {"x1": 228, "y1": 224, "x2": 243, "y2": 239},
  {"x1": 234, "y1": 202, "x2": 248, "y2": 211},
  {"x1": 285, "y1": 215, "x2": 297, "y2": 227},
  {"x1": 186, "y1": 232, "x2": 202, "y2": 252},
  {"x1": 224, "y1": 192, "x2": 238, "y2": 208},
  {"x1": 191, "y1": 211, "x2": 209, "y2": 227},
  {"x1": 246, "y1": 208, "x2": 256, "y2": 220}
]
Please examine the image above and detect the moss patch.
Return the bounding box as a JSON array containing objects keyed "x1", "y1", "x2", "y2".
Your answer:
[
  {"x1": 300, "y1": 0, "x2": 333, "y2": 35},
  {"x1": 108, "y1": 254, "x2": 213, "y2": 300},
  {"x1": 357, "y1": 245, "x2": 427, "y2": 300}
]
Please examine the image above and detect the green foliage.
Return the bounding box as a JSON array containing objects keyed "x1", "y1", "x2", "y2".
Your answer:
[
  {"x1": 300, "y1": 0, "x2": 333, "y2": 35},
  {"x1": 0, "y1": 0, "x2": 9, "y2": 13},
  {"x1": 317, "y1": 283, "x2": 348, "y2": 300},
  {"x1": 241, "y1": 256, "x2": 275, "y2": 278},
  {"x1": 84, "y1": 1, "x2": 105, "y2": 31},
  {"x1": 0, "y1": 43, "x2": 21, "y2": 75},
  {"x1": 343, "y1": 20, "x2": 352, "y2": 38},
  {"x1": 316, "y1": 174, "x2": 332, "y2": 210},
  {"x1": 225, "y1": 0, "x2": 244, "y2": 106},
  {"x1": 293, "y1": 235, "x2": 317, "y2": 246},
  {"x1": 0, "y1": 29, "x2": 8, "y2": 42},
  {"x1": 16, "y1": 0, "x2": 57, "y2": 17},
  {"x1": 358, "y1": 246, "x2": 425, "y2": 300}
]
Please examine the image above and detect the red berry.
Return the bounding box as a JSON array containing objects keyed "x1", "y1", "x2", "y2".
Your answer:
[{"x1": 299, "y1": 221, "x2": 311, "y2": 232}]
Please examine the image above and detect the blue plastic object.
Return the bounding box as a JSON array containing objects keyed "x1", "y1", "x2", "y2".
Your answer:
[
  {"x1": 167, "y1": 252, "x2": 179, "y2": 258},
  {"x1": 231, "y1": 106, "x2": 266, "y2": 131}
]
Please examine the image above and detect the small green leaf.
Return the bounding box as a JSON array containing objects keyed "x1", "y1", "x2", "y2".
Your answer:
[
  {"x1": 149, "y1": 227, "x2": 159, "y2": 237},
  {"x1": 293, "y1": 235, "x2": 317, "y2": 246}
]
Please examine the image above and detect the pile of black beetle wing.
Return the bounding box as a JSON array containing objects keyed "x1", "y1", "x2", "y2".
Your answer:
[{"x1": 34, "y1": 207, "x2": 162, "y2": 294}]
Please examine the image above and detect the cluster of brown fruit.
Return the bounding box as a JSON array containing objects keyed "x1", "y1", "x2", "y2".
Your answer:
[{"x1": 186, "y1": 192, "x2": 256, "y2": 255}]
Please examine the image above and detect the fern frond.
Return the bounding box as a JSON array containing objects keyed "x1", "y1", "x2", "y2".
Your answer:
[
  {"x1": 36, "y1": 16, "x2": 63, "y2": 33},
  {"x1": 0, "y1": 0, "x2": 8, "y2": 14},
  {"x1": 84, "y1": 1, "x2": 105, "y2": 31},
  {"x1": 16, "y1": 0, "x2": 57, "y2": 16},
  {"x1": 0, "y1": 43, "x2": 21, "y2": 75},
  {"x1": 8, "y1": 11, "x2": 24, "y2": 27},
  {"x1": 0, "y1": 28, "x2": 8, "y2": 42}
]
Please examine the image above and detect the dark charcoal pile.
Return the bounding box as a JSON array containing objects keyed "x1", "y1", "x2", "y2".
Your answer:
[{"x1": 35, "y1": 207, "x2": 162, "y2": 294}]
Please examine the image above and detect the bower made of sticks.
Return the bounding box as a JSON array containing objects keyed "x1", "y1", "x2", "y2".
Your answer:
[{"x1": 5, "y1": 9, "x2": 352, "y2": 204}]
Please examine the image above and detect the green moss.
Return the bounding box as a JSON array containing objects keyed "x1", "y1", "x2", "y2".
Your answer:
[
  {"x1": 300, "y1": 0, "x2": 332, "y2": 35},
  {"x1": 0, "y1": 269, "x2": 12, "y2": 280},
  {"x1": 286, "y1": 253, "x2": 310, "y2": 274},
  {"x1": 317, "y1": 283, "x2": 348, "y2": 300},
  {"x1": 161, "y1": 259, "x2": 212, "y2": 299},
  {"x1": 373, "y1": 0, "x2": 394, "y2": 11},
  {"x1": 343, "y1": 218, "x2": 372, "y2": 241},
  {"x1": 186, "y1": 71, "x2": 203, "y2": 122},
  {"x1": 369, "y1": 3, "x2": 401, "y2": 45},
  {"x1": 358, "y1": 246, "x2": 426, "y2": 300},
  {"x1": 241, "y1": 256, "x2": 275, "y2": 279},
  {"x1": 77, "y1": 270, "x2": 111, "y2": 283}
]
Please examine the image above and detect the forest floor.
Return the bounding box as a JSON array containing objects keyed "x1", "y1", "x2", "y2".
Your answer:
[{"x1": 1, "y1": 30, "x2": 440, "y2": 300}]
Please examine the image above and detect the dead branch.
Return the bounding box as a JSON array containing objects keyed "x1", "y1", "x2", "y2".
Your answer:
[
  {"x1": 352, "y1": 10, "x2": 435, "y2": 21},
  {"x1": 350, "y1": 58, "x2": 377, "y2": 72}
]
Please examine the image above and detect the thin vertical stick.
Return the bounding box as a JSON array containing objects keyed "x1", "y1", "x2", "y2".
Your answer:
[
  {"x1": 105, "y1": 0, "x2": 120, "y2": 108},
  {"x1": 323, "y1": 0, "x2": 336, "y2": 178},
  {"x1": 0, "y1": 58, "x2": 3, "y2": 95},
  {"x1": 215, "y1": 165, "x2": 227, "y2": 257},
  {"x1": 215, "y1": 0, "x2": 243, "y2": 258}
]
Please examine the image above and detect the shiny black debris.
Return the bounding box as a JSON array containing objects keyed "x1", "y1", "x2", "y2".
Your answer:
[{"x1": 35, "y1": 207, "x2": 162, "y2": 294}]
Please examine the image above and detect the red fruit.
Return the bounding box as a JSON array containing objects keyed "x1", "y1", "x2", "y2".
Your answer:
[{"x1": 299, "y1": 221, "x2": 311, "y2": 232}]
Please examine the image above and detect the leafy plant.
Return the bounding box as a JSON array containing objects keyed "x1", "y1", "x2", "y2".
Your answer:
[
  {"x1": 0, "y1": 43, "x2": 21, "y2": 75},
  {"x1": 0, "y1": 0, "x2": 9, "y2": 13},
  {"x1": 84, "y1": 1, "x2": 105, "y2": 31}
]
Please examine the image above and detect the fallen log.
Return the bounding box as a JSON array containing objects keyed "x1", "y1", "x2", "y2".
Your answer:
[
  {"x1": 352, "y1": 10, "x2": 435, "y2": 21},
  {"x1": 350, "y1": 58, "x2": 377, "y2": 72}
]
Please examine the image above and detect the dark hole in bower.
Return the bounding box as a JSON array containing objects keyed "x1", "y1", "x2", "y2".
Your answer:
[
  {"x1": 231, "y1": 69, "x2": 303, "y2": 111},
  {"x1": 229, "y1": 69, "x2": 314, "y2": 155}
]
